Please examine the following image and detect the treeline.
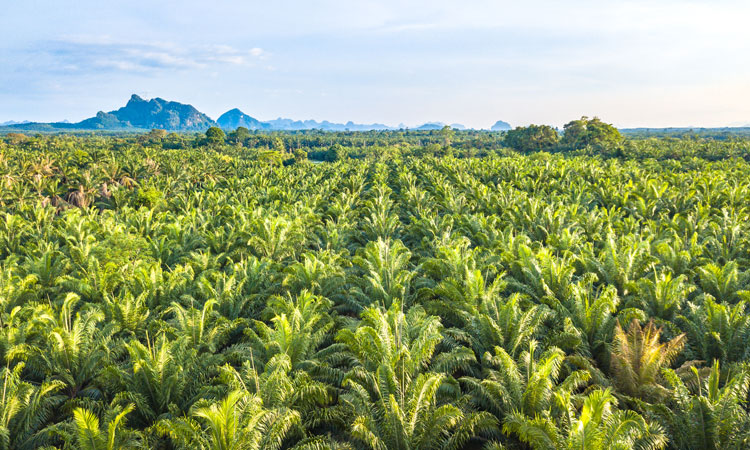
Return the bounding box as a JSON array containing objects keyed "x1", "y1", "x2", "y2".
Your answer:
[{"x1": 3, "y1": 117, "x2": 750, "y2": 163}]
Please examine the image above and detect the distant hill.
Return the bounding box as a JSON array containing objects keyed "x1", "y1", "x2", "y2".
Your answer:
[
  {"x1": 3, "y1": 95, "x2": 216, "y2": 132},
  {"x1": 491, "y1": 120, "x2": 511, "y2": 131},
  {"x1": 262, "y1": 117, "x2": 395, "y2": 131},
  {"x1": 415, "y1": 122, "x2": 446, "y2": 130},
  {"x1": 217, "y1": 108, "x2": 270, "y2": 130},
  {"x1": 102, "y1": 95, "x2": 216, "y2": 130}
]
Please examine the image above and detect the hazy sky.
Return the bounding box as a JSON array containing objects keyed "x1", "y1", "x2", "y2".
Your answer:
[{"x1": 1, "y1": 0, "x2": 749, "y2": 128}]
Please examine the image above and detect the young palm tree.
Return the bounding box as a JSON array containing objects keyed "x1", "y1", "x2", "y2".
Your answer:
[
  {"x1": 651, "y1": 360, "x2": 750, "y2": 450},
  {"x1": 337, "y1": 303, "x2": 496, "y2": 450},
  {"x1": 503, "y1": 388, "x2": 667, "y2": 450},
  {"x1": 653, "y1": 360, "x2": 750, "y2": 450},
  {"x1": 548, "y1": 277, "x2": 618, "y2": 364},
  {"x1": 351, "y1": 238, "x2": 414, "y2": 310},
  {"x1": 461, "y1": 342, "x2": 590, "y2": 429},
  {"x1": 248, "y1": 291, "x2": 335, "y2": 372},
  {"x1": 461, "y1": 293, "x2": 548, "y2": 361},
  {"x1": 35, "y1": 294, "x2": 112, "y2": 405},
  {"x1": 218, "y1": 353, "x2": 343, "y2": 447},
  {"x1": 677, "y1": 295, "x2": 750, "y2": 362},
  {"x1": 157, "y1": 390, "x2": 300, "y2": 450},
  {"x1": 634, "y1": 271, "x2": 694, "y2": 322},
  {"x1": 110, "y1": 333, "x2": 203, "y2": 428},
  {"x1": 0, "y1": 364, "x2": 64, "y2": 450},
  {"x1": 51, "y1": 403, "x2": 142, "y2": 450},
  {"x1": 610, "y1": 319, "x2": 686, "y2": 400}
]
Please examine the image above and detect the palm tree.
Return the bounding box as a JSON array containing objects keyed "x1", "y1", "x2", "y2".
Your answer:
[
  {"x1": 581, "y1": 233, "x2": 656, "y2": 298},
  {"x1": 652, "y1": 360, "x2": 750, "y2": 450},
  {"x1": 248, "y1": 215, "x2": 304, "y2": 262},
  {"x1": 351, "y1": 238, "x2": 414, "y2": 310},
  {"x1": 461, "y1": 293, "x2": 548, "y2": 362},
  {"x1": 461, "y1": 343, "x2": 590, "y2": 429},
  {"x1": 677, "y1": 295, "x2": 750, "y2": 362},
  {"x1": 548, "y1": 277, "x2": 618, "y2": 364},
  {"x1": 609, "y1": 319, "x2": 686, "y2": 400},
  {"x1": 157, "y1": 390, "x2": 300, "y2": 450},
  {"x1": 503, "y1": 388, "x2": 667, "y2": 450},
  {"x1": 218, "y1": 353, "x2": 342, "y2": 447},
  {"x1": 634, "y1": 271, "x2": 694, "y2": 322},
  {"x1": 51, "y1": 403, "x2": 142, "y2": 450},
  {"x1": 35, "y1": 293, "x2": 112, "y2": 405},
  {"x1": 0, "y1": 364, "x2": 64, "y2": 450},
  {"x1": 110, "y1": 333, "x2": 203, "y2": 428},
  {"x1": 248, "y1": 291, "x2": 335, "y2": 372},
  {"x1": 696, "y1": 262, "x2": 749, "y2": 304},
  {"x1": 337, "y1": 303, "x2": 497, "y2": 449}
]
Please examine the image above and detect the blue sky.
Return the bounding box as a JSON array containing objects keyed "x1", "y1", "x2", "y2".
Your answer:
[{"x1": 1, "y1": 0, "x2": 749, "y2": 128}]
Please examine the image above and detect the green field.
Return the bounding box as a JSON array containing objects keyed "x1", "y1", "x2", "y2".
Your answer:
[{"x1": 1, "y1": 130, "x2": 750, "y2": 449}]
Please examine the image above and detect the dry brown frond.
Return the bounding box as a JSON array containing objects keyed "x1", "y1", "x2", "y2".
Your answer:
[{"x1": 610, "y1": 319, "x2": 685, "y2": 400}]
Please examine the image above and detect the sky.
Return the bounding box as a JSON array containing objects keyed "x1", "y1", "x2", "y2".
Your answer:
[{"x1": 1, "y1": 0, "x2": 749, "y2": 129}]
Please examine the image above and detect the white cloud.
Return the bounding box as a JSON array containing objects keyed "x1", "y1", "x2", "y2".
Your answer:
[{"x1": 40, "y1": 38, "x2": 269, "y2": 74}]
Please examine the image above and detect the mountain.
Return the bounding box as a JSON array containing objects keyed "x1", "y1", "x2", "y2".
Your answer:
[
  {"x1": 262, "y1": 117, "x2": 395, "y2": 131},
  {"x1": 100, "y1": 95, "x2": 216, "y2": 130},
  {"x1": 0, "y1": 94, "x2": 513, "y2": 133},
  {"x1": 0, "y1": 120, "x2": 31, "y2": 126},
  {"x1": 415, "y1": 122, "x2": 446, "y2": 130},
  {"x1": 75, "y1": 111, "x2": 134, "y2": 130},
  {"x1": 1, "y1": 95, "x2": 216, "y2": 131},
  {"x1": 217, "y1": 108, "x2": 270, "y2": 130},
  {"x1": 490, "y1": 120, "x2": 512, "y2": 131}
]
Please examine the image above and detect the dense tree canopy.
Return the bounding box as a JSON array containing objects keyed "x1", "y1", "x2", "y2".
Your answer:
[
  {"x1": 503, "y1": 124, "x2": 560, "y2": 153},
  {"x1": 205, "y1": 126, "x2": 226, "y2": 146},
  {"x1": 561, "y1": 116, "x2": 623, "y2": 152}
]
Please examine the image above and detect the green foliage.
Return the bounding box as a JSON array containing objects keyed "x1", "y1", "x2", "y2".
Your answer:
[
  {"x1": 0, "y1": 132, "x2": 749, "y2": 449},
  {"x1": 228, "y1": 127, "x2": 251, "y2": 145},
  {"x1": 205, "y1": 127, "x2": 226, "y2": 146},
  {"x1": 652, "y1": 360, "x2": 750, "y2": 449},
  {"x1": 561, "y1": 116, "x2": 623, "y2": 153},
  {"x1": 504, "y1": 124, "x2": 560, "y2": 152},
  {"x1": 325, "y1": 144, "x2": 348, "y2": 162}
]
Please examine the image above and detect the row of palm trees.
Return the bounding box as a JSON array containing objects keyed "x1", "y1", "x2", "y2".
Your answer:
[{"x1": 0, "y1": 136, "x2": 749, "y2": 448}]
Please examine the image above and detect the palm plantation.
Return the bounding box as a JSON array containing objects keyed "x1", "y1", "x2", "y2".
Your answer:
[{"x1": 0, "y1": 130, "x2": 749, "y2": 448}]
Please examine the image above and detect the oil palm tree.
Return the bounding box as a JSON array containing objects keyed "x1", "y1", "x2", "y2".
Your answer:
[
  {"x1": 461, "y1": 342, "x2": 590, "y2": 430},
  {"x1": 503, "y1": 388, "x2": 667, "y2": 450},
  {"x1": 157, "y1": 390, "x2": 300, "y2": 450},
  {"x1": 677, "y1": 295, "x2": 750, "y2": 362},
  {"x1": 337, "y1": 303, "x2": 497, "y2": 450},
  {"x1": 0, "y1": 364, "x2": 64, "y2": 450},
  {"x1": 609, "y1": 319, "x2": 686, "y2": 400},
  {"x1": 351, "y1": 238, "x2": 414, "y2": 310},
  {"x1": 652, "y1": 360, "x2": 750, "y2": 450},
  {"x1": 35, "y1": 294, "x2": 112, "y2": 405},
  {"x1": 50, "y1": 403, "x2": 142, "y2": 450}
]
